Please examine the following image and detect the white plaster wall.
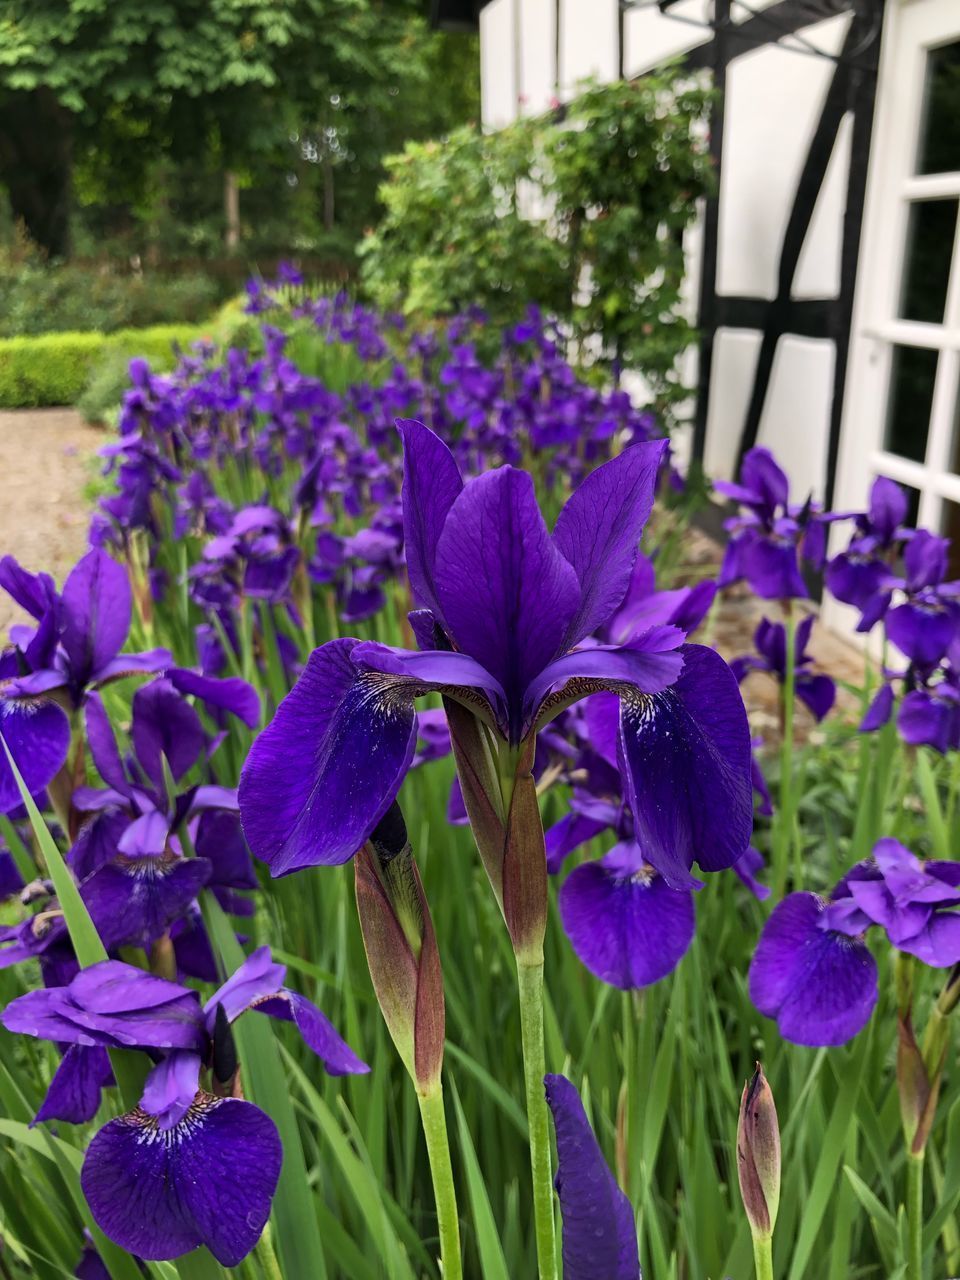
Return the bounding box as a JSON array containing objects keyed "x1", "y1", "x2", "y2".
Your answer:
[
  {"x1": 558, "y1": 0, "x2": 619, "y2": 97},
  {"x1": 704, "y1": 329, "x2": 764, "y2": 481},
  {"x1": 519, "y1": 0, "x2": 557, "y2": 115},
  {"x1": 793, "y1": 112, "x2": 853, "y2": 299},
  {"x1": 480, "y1": 0, "x2": 517, "y2": 128},
  {"x1": 756, "y1": 336, "x2": 835, "y2": 500},
  {"x1": 622, "y1": 1, "x2": 711, "y2": 76},
  {"x1": 717, "y1": 15, "x2": 852, "y2": 299}
]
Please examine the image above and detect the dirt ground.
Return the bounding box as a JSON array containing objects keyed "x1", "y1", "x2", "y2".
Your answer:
[{"x1": 0, "y1": 408, "x2": 103, "y2": 633}]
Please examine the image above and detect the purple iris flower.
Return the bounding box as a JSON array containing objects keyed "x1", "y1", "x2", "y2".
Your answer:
[
  {"x1": 2, "y1": 948, "x2": 366, "y2": 1264},
  {"x1": 731, "y1": 616, "x2": 836, "y2": 723},
  {"x1": 544, "y1": 1074, "x2": 640, "y2": 1280},
  {"x1": 239, "y1": 421, "x2": 752, "y2": 890},
  {"x1": 716, "y1": 447, "x2": 830, "y2": 600},
  {"x1": 883, "y1": 530, "x2": 960, "y2": 667},
  {"x1": 602, "y1": 551, "x2": 716, "y2": 645},
  {"x1": 825, "y1": 476, "x2": 908, "y2": 630},
  {"x1": 73, "y1": 680, "x2": 255, "y2": 951},
  {"x1": 750, "y1": 839, "x2": 960, "y2": 1045}
]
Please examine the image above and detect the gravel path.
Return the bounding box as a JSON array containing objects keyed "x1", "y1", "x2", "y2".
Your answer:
[{"x1": 0, "y1": 409, "x2": 102, "y2": 632}]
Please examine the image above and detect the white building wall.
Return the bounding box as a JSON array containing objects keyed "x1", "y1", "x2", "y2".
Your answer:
[{"x1": 478, "y1": 0, "x2": 860, "y2": 502}]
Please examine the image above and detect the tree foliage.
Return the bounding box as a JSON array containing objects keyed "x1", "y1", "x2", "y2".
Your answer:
[{"x1": 361, "y1": 69, "x2": 715, "y2": 416}]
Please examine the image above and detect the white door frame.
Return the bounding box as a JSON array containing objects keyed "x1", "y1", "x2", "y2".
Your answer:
[{"x1": 827, "y1": 0, "x2": 960, "y2": 634}]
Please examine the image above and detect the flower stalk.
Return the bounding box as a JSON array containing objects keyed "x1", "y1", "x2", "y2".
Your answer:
[
  {"x1": 355, "y1": 804, "x2": 462, "y2": 1280},
  {"x1": 518, "y1": 955, "x2": 558, "y2": 1280}
]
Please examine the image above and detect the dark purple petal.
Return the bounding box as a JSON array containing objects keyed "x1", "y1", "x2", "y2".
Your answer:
[
  {"x1": 524, "y1": 636, "x2": 684, "y2": 725},
  {"x1": 0, "y1": 698, "x2": 70, "y2": 815},
  {"x1": 398, "y1": 419, "x2": 464, "y2": 619},
  {"x1": 238, "y1": 639, "x2": 417, "y2": 873},
  {"x1": 60, "y1": 550, "x2": 131, "y2": 683},
  {"x1": 749, "y1": 892, "x2": 878, "y2": 1046},
  {"x1": 860, "y1": 684, "x2": 894, "y2": 733},
  {"x1": 619, "y1": 645, "x2": 752, "y2": 887},
  {"x1": 559, "y1": 842, "x2": 694, "y2": 988},
  {"x1": 869, "y1": 476, "x2": 907, "y2": 542},
  {"x1": 84, "y1": 695, "x2": 132, "y2": 796},
  {"x1": 132, "y1": 680, "x2": 205, "y2": 786},
  {"x1": 544, "y1": 1074, "x2": 640, "y2": 1280},
  {"x1": 741, "y1": 538, "x2": 808, "y2": 600},
  {"x1": 92, "y1": 649, "x2": 172, "y2": 686},
  {"x1": 254, "y1": 990, "x2": 369, "y2": 1075},
  {"x1": 0, "y1": 555, "x2": 57, "y2": 621},
  {"x1": 740, "y1": 447, "x2": 790, "y2": 510},
  {"x1": 887, "y1": 602, "x2": 958, "y2": 667},
  {"x1": 194, "y1": 810, "x2": 257, "y2": 890},
  {"x1": 81, "y1": 1095, "x2": 281, "y2": 1265},
  {"x1": 81, "y1": 856, "x2": 212, "y2": 950},
  {"x1": 898, "y1": 691, "x2": 952, "y2": 753},
  {"x1": 433, "y1": 467, "x2": 580, "y2": 724},
  {"x1": 0, "y1": 848, "x2": 23, "y2": 900},
  {"x1": 34, "y1": 1046, "x2": 112, "y2": 1126},
  {"x1": 168, "y1": 669, "x2": 261, "y2": 729},
  {"x1": 825, "y1": 554, "x2": 889, "y2": 610},
  {"x1": 553, "y1": 441, "x2": 666, "y2": 647},
  {"x1": 545, "y1": 810, "x2": 611, "y2": 875},
  {"x1": 733, "y1": 846, "x2": 771, "y2": 900},
  {"x1": 796, "y1": 673, "x2": 836, "y2": 723}
]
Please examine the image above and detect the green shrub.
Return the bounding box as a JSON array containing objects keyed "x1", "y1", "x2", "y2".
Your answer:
[
  {"x1": 0, "y1": 323, "x2": 205, "y2": 410},
  {"x1": 360, "y1": 70, "x2": 715, "y2": 419}
]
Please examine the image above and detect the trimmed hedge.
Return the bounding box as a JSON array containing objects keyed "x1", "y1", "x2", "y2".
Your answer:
[{"x1": 0, "y1": 324, "x2": 206, "y2": 409}]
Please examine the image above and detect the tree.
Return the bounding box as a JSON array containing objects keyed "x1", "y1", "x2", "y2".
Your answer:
[{"x1": 0, "y1": 0, "x2": 478, "y2": 258}]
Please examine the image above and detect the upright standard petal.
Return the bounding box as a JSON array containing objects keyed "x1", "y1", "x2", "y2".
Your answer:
[
  {"x1": 398, "y1": 419, "x2": 464, "y2": 619},
  {"x1": 544, "y1": 1074, "x2": 640, "y2": 1280},
  {"x1": 239, "y1": 639, "x2": 417, "y2": 873},
  {"x1": 434, "y1": 467, "x2": 581, "y2": 728},
  {"x1": 131, "y1": 680, "x2": 205, "y2": 787},
  {"x1": 553, "y1": 441, "x2": 666, "y2": 648},
  {"x1": 559, "y1": 843, "x2": 694, "y2": 989},
  {"x1": 60, "y1": 550, "x2": 131, "y2": 683},
  {"x1": 0, "y1": 698, "x2": 70, "y2": 815},
  {"x1": 619, "y1": 645, "x2": 752, "y2": 887},
  {"x1": 749, "y1": 893, "x2": 878, "y2": 1046},
  {"x1": 81, "y1": 1095, "x2": 282, "y2": 1265}
]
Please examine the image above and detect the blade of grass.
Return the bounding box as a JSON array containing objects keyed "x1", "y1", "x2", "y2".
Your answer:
[{"x1": 450, "y1": 1078, "x2": 510, "y2": 1280}]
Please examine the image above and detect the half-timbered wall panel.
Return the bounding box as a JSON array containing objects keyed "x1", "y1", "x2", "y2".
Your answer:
[{"x1": 477, "y1": 0, "x2": 884, "y2": 508}]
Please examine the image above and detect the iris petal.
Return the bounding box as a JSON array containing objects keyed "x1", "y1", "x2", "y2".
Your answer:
[
  {"x1": 81, "y1": 1094, "x2": 282, "y2": 1265},
  {"x1": 559, "y1": 842, "x2": 694, "y2": 988},
  {"x1": 618, "y1": 645, "x2": 752, "y2": 887},
  {"x1": 398, "y1": 419, "x2": 464, "y2": 620},
  {"x1": 544, "y1": 1073, "x2": 640, "y2": 1280},
  {"x1": 239, "y1": 639, "x2": 417, "y2": 873},
  {"x1": 749, "y1": 893, "x2": 878, "y2": 1046}
]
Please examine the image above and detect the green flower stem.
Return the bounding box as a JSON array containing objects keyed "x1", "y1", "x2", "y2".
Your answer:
[
  {"x1": 517, "y1": 956, "x2": 558, "y2": 1280},
  {"x1": 255, "y1": 1223, "x2": 284, "y2": 1280},
  {"x1": 417, "y1": 1084, "x2": 463, "y2": 1280},
  {"x1": 774, "y1": 604, "x2": 797, "y2": 898},
  {"x1": 907, "y1": 1151, "x2": 924, "y2": 1280},
  {"x1": 752, "y1": 1235, "x2": 774, "y2": 1280}
]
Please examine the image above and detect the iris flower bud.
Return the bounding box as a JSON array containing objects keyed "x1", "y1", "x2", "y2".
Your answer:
[
  {"x1": 355, "y1": 802, "x2": 445, "y2": 1093},
  {"x1": 737, "y1": 1064, "x2": 781, "y2": 1242}
]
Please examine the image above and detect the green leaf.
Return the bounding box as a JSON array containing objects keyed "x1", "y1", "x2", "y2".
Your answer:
[{"x1": 450, "y1": 1079, "x2": 510, "y2": 1280}]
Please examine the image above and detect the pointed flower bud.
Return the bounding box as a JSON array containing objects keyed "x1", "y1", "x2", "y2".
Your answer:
[
  {"x1": 355, "y1": 802, "x2": 445, "y2": 1092},
  {"x1": 737, "y1": 1064, "x2": 781, "y2": 1241}
]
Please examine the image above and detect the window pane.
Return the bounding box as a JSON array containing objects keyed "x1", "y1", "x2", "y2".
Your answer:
[
  {"x1": 917, "y1": 40, "x2": 960, "y2": 175},
  {"x1": 898, "y1": 199, "x2": 956, "y2": 323},
  {"x1": 883, "y1": 345, "x2": 938, "y2": 463}
]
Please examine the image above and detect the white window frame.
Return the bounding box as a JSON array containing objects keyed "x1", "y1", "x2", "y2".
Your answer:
[{"x1": 830, "y1": 0, "x2": 960, "y2": 636}]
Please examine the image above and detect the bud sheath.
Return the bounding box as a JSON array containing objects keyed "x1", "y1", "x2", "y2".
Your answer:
[{"x1": 738, "y1": 1064, "x2": 781, "y2": 1242}]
